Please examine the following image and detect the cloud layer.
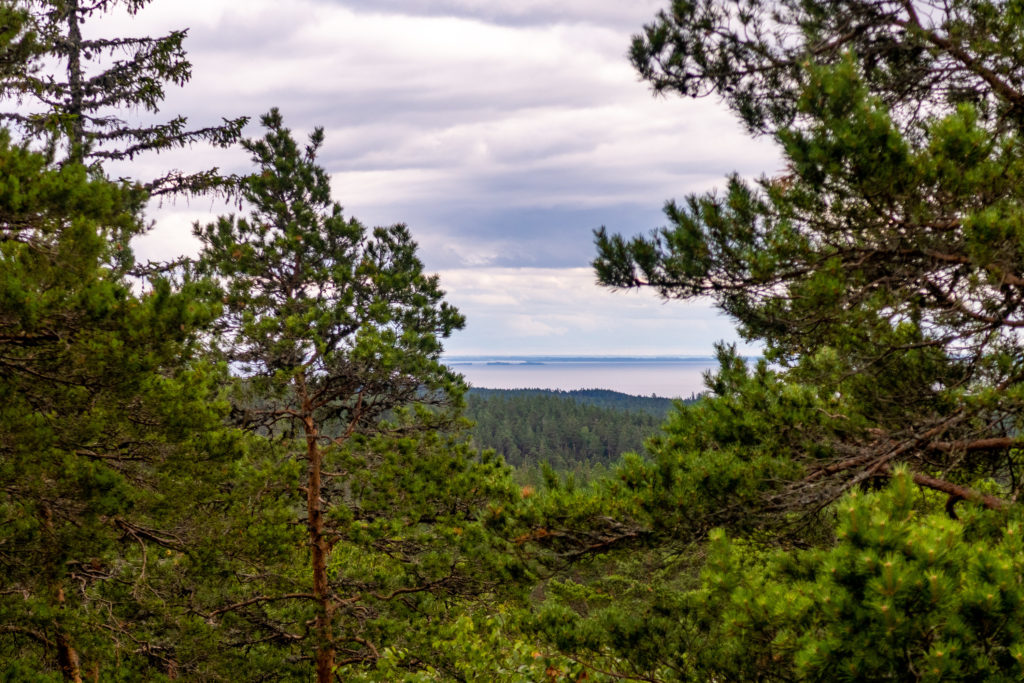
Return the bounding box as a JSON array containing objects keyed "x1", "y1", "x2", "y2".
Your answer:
[
  {"x1": 111, "y1": 0, "x2": 778, "y2": 354},
  {"x1": 438, "y1": 267, "x2": 755, "y2": 356}
]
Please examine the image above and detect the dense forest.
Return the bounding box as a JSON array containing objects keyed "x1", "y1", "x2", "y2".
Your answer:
[
  {"x1": 469, "y1": 387, "x2": 681, "y2": 416},
  {"x1": 465, "y1": 388, "x2": 683, "y2": 477},
  {"x1": 5, "y1": 0, "x2": 1024, "y2": 680}
]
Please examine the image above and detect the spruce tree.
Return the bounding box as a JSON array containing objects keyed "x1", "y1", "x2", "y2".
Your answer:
[
  {"x1": 0, "y1": 0, "x2": 246, "y2": 194},
  {"x1": 0, "y1": 3, "x2": 37, "y2": 83},
  {"x1": 0, "y1": 6, "x2": 247, "y2": 678}
]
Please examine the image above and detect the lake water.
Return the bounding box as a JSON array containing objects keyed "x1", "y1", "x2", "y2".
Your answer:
[{"x1": 445, "y1": 357, "x2": 721, "y2": 399}]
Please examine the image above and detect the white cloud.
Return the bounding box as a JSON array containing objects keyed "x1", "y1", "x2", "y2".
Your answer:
[{"x1": 437, "y1": 267, "x2": 757, "y2": 356}]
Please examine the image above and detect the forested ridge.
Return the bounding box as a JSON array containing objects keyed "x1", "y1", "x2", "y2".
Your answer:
[
  {"x1": 6, "y1": 0, "x2": 1024, "y2": 680},
  {"x1": 469, "y1": 387, "x2": 681, "y2": 416},
  {"x1": 465, "y1": 388, "x2": 685, "y2": 476}
]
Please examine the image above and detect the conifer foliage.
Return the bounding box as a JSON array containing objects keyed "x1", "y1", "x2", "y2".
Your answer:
[
  {"x1": 596, "y1": 0, "x2": 1024, "y2": 514},
  {"x1": 194, "y1": 109, "x2": 511, "y2": 681},
  {"x1": 531, "y1": 1, "x2": 1024, "y2": 679},
  {"x1": 0, "y1": 0, "x2": 246, "y2": 194},
  {"x1": 13, "y1": 0, "x2": 1024, "y2": 679},
  {"x1": 0, "y1": 122, "x2": 230, "y2": 680},
  {"x1": 694, "y1": 471, "x2": 1024, "y2": 681}
]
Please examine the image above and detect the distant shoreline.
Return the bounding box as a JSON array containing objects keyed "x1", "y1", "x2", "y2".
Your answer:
[{"x1": 443, "y1": 356, "x2": 736, "y2": 398}]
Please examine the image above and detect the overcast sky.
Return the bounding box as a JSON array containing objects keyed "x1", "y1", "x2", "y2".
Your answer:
[{"x1": 107, "y1": 0, "x2": 779, "y2": 356}]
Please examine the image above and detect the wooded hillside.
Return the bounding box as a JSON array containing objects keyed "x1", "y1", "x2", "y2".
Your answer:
[{"x1": 465, "y1": 388, "x2": 686, "y2": 476}]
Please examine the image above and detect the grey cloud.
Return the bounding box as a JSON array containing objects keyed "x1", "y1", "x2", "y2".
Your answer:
[
  {"x1": 313, "y1": 0, "x2": 667, "y2": 30},
  {"x1": 347, "y1": 203, "x2": 669, "y2": 270},
  {"x1": 129, "y1": 1, "x2": 776, "y2": 275}
]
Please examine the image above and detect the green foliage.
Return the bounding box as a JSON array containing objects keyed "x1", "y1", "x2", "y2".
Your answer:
[
  {"x1": 0, "y1": 127, "x2": 238, "y2": 678},
  {"x1": 0, "y1": 2, "x2": 36, "y2": 83},
  {"x1": 196, "y1": 108, "x2": 464, "y2": 398},
  {"x1": 186, "y1": 425, "x2": 524, "y2": 681},
  {"x1": 469, "y1": 387, "x2": 681, "y2": 416},
  {"x1": 0, "y1": 3, "x2": 534, "y2": 679},
  {"x1": 522, "y1": 469, "x2": 1024, "y2": 681},
  {"x1": 628, "y1": 0, "x2": 1024, "y2": 135},
  {"x1": 465, "y1": 388, "x2": 677, "y2": 479},
  {"x1": 604, "y1": 346, "x2": 838, "y2": 538},
  {"x1": 537, "y1": 2, "x2": 1024, "y2": 680},
  {"x1": 194, "y1": 110, "x2": 516, "y2": 679},
  {"x1": 596, "y1": 0, "x2": 1024, "y2": 516},
  {"x1": 505, "y1": 453, "x2": 707, "y2": 680},
  {"x1": 0, "y1": 6, "x2": 255, "y2": 676},
  {"x1": 358, "y1": 612, "x2": 602, "y2": 683},
  {"x1": 16, "y1": 0, "x2": 1024, "y2": 679},
  {"x1": 693, "y1": 470, "x2": 1024, "y2": 681}
]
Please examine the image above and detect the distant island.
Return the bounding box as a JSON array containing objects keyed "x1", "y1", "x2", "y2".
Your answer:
[{"x1": 485, "y1": 360, "x2": 545, "y2": 366}]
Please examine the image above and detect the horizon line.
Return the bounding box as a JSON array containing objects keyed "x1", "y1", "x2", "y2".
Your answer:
[{"x1": 442, "y1": 354, "x2": 756, "y2": 360}]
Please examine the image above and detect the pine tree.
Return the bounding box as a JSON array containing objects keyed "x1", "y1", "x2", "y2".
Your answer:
[
  {"x1": 0, "y1": 128, "x2": 237, "y2": 679},
  {"x1": 689, "y1": 470, "x2": 1024, "y2": 681},
  {"x1": 0, "y1": 0, "x2": 246, "y2": 194},
  {"x1": 195, "y1": 109, "x2": 516, "y2": 681},
  {"x1": 627, "y1": 0, "x2": 1024, "y2": 137},
  {"x1": 512, "y1": 3, "x2": 1024, "y2": 679},
  {"x1": 595, "y1": 0, "x2": 1024, "y2": 513}
]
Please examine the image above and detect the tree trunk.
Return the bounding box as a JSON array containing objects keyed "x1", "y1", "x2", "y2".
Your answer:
[
  {"x1": 64, "y1": 0, "x2": 85, "y2": 157},
  {"x1": 55, "y1": 624, "x2": 83, "y2": 683},
  {"x1": 42, "y1": 504, "x2": 84, "y2": 683},
  {"x1": 303, "y1": 410, "x2": 334, "y2": 683}
]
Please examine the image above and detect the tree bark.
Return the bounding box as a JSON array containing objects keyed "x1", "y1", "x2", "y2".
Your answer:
[
  {"x1": 303, "y1": 406, "x2": 334, "y2": 683},
  {"x1": 55, "y1": 625, "x2": 83, "y2": 683},
  {"x1": 40, "y1": 502, "x2": 84, "y2": 683}
]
